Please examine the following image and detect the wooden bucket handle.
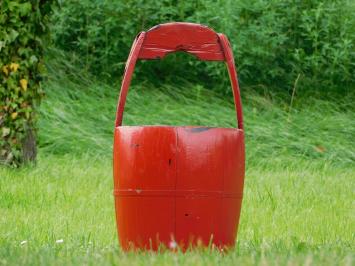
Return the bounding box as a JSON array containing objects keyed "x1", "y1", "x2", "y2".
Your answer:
[{"x1": 115, "y1": 22, "x2": 243, "y2": 130}]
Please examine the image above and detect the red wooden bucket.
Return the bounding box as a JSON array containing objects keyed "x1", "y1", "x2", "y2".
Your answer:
[{"x1": 113, "y1": 23, "x2": 245, "y2": 251}]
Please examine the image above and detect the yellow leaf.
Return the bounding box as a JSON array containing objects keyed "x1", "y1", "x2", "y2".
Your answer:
[
  {"x1": 11, "y1": 112, "x2": 18, "y2": 120},
  {"x1": 2, "y1": 65, "x2": 8, "y2": 76},
  {"x1": 20, "y1": 79, "x2": 28, "y2": 91},
  {"x1": 10, "y1": 63, "x2": 20, "y2": 72}
]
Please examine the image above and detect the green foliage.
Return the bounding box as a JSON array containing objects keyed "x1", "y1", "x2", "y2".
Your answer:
[
  {"x1": 39, "y1": 55, "x2": 355, "y2": 167},
  {"x1": 0, "y1": 0, "x2": 53, "y2": 166},
  {"x1": 51, "y1": 0, "x2": 354, "y2": 93}
]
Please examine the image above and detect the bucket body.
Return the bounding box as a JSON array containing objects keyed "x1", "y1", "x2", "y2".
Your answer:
[
  {"x1": 113, "y1": 22, "x2": 245, "y2": 251},
  {"x1": 113, "y1": 126, "x2": 245, "y2": 250}
]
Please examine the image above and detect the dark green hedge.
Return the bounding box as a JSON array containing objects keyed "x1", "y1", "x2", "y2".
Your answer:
[{"x1": 51, "y1": 0, "x2": 354, "y2": 93}]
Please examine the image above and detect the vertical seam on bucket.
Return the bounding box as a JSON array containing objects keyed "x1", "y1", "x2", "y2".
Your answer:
[
  {"x1": 221, "y1": 136, "x2": 225, "y2": 241},
  {"x1": 174, "y1": 127, "x2": 178, "y2": 241}
]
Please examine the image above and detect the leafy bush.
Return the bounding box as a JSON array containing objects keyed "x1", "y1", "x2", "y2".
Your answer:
[
  {"x1": 0, "y1": 0, "x2": 53, "y2": 166},
  {"x1": 51, "y1": 0, "x2": 354, "y2": 93}
]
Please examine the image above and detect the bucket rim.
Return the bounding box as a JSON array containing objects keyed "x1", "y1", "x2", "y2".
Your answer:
[{"x1": 115, "y1": 125, "x2": 243, "y2": 132}]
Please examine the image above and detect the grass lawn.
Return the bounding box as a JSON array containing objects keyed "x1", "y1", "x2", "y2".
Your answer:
[
  {"x1": 0, "y1": 155, "x2": 354, "y2": 265},
  {"x1": 0, "y1": 66, "x2": 354, "y2": 265}
]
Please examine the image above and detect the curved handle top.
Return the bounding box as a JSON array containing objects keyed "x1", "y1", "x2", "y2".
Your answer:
[
  {"x1": 138, "y1": 22, "x2": 225, "y2": 61},
  {"x1": 115, "y1": 23, "x2": 243, "y2": 129}
]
